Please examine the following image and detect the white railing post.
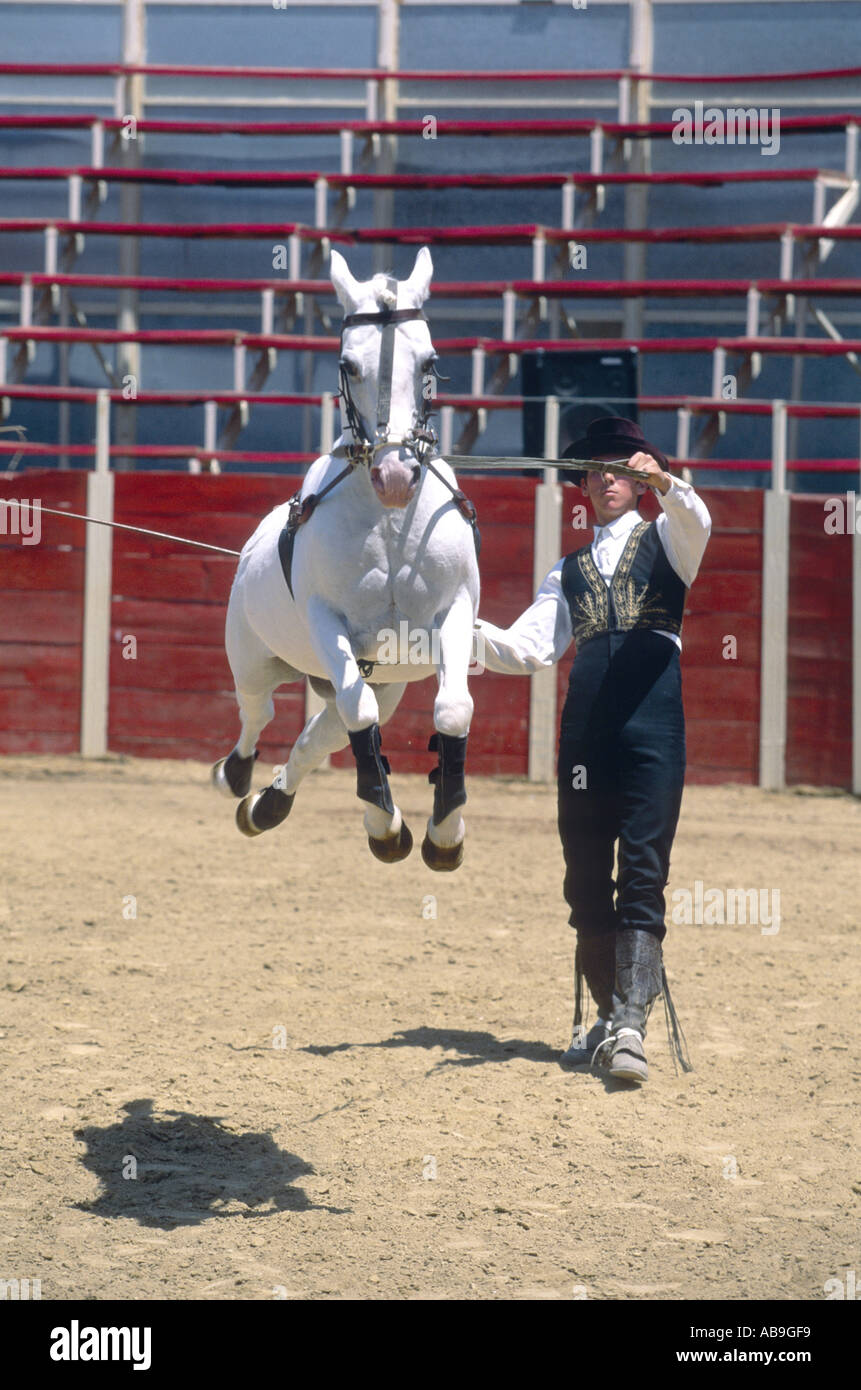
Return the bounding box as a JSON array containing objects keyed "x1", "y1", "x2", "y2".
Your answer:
[
  {"x1": 845, "y1": 122, "x2": 858, "y2": 180},
  {"x1": 617, "y1": 76, "x2": 631, "y2": 125},
  {"x1": 260, "y1": 288, "x2": 274, "y2": 336},
  {"x1": 502, "y1": 288, "x2": 517, "y2": 377},
  {"x1": 561, "y1": 179, "x2": 575, "y2": 231},
  {"x1": 80, "y1": 391, "x2": 114, "y2": 758},
  {"x1": 314, "y1": 177, "x2": 329, "y2": 229},
  {"x1": 675, "y1": 406, "x2": 691, "y2": 479},
  {"x1": 364, "y1": 79, "x2": 377, "y2": 123},
  {"x1": 711, "y1": 346, "x2": 726, "y2": 400},
  {"x1": 759, "y1": 401, "x2": 790, "y2": 791},
  {"x1": 531, "y1": 231, "x2": 545, "y2": 284},
  {"x1": 44, "y1": 226, "x2": 58, "y2": 275},
  {"x1": 745, "y1": 286, "x2": 761, "y2": 338},
  {"x1": 288, "y1": 233, "x2": 301, "y2": 281},
  {"x1": 68, "y1": 174, "x2": 83, "y2": 223},
  {"x1": 470, "y1": 346, "x2": 485, "y2": 398},
  {"x1": 779, "y1": 228, "x2": 794, "y2": 281},
  {"x1": 204, "y1": 399, "x2": 217, "y2": 454},
  {"x1": 19, "y1": 277, "x2": 33, "y2": 328},
  {"x1": 590, "y1": 125, "x2": 603, "y2": 176},
  {"x1": 528, "y1": 396, "x2": 562, "y2": 783},
  {"x1": 233, "y1": 343, "x2": 246, "y2": 393},
  {"x1": 90, "y1": 119, "x2": 104, "y2": 169}
]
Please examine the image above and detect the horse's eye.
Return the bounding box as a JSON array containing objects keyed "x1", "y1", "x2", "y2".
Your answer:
[
  {"x1": 420, "y1": 354, "x2": 438, "y2": 374},
  {"x1": 340, "y1": 358, "x2": 360, "y2": 379}
]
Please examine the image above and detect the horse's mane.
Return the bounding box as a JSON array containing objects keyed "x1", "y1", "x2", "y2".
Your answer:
[{"x1": 371, "y1": 271, "x2": 398, "y2": 309}]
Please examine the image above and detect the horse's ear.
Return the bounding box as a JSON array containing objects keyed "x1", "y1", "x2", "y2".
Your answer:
[
  {"x1": 330, "y1": 248, "x2": 362, "y2": 310},
  {"x1": 404, "y1": 245, "x2": 433, "y2": 305}
]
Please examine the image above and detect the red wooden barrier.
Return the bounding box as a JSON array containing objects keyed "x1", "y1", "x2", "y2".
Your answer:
[
  {"x1": 786, "y1": 495, "x2": 853, "y2": 786},
  {"x1": 109, "y1": 474, "x2": 304, "y2": 764},
  {"x1": 0, "y1": 471, "x2": 86, "y2": 754},
  {"x1": 0, "y1": 470, "x2": 854, "y2": 789}
]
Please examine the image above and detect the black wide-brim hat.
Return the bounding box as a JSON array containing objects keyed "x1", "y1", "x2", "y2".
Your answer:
[{"x1": 561, "y1": 416, "x2": 670, "y2": 484}]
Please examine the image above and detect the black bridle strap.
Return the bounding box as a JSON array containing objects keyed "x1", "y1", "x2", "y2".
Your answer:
[
  {"x1": 374, "y1": 276, "x2": 399, "y2": 435},
  {"x1": 340, "y1": 294, "x2": 428, "y2": 450},
  {"x1": 340, "y1": 308, "x2": 427, "y2": 330}
]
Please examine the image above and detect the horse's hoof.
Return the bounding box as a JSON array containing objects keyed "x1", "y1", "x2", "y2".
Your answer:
[
  {"x1": 368, "y1": 819, "x2": 413, "y2": 864},
  {"x1": 212, "y1": 750, "x2": 257, "y2": 799},
  {"x1": 421, "y1": 834, "x2": 464, "y2": 872},
  {"x1": 236, "y1": 786, "x2": 295, "y2": 837}
]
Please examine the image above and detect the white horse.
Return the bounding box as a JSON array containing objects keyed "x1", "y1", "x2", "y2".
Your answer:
[{"x1": 212, "y1": 246, "x2": 480, "y2": 870}]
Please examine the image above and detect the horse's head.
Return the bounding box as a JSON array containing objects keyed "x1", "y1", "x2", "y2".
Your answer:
[{"x1": 331, "y1": 246, "x2": 437, "y2": 509}]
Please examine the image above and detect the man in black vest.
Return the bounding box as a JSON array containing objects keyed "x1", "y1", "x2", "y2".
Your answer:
[{"x1": 474, "y1": 418, "x2": 711, "y2": 1083}]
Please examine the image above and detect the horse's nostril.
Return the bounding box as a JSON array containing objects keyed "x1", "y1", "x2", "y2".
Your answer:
[
  {"x1": 370, "y1": 466, "x2": 381, "y2": 483},
  {"x1": 412, "y1": 464, "x2": 421, "y2": 481}
]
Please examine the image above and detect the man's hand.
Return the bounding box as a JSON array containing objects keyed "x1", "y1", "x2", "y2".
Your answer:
[{"x1": 627, "y1": 451, "x2": 671, "y2": 496}]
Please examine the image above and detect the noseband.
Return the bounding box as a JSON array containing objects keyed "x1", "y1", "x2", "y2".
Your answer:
[
  {"x1": 277, "y1": 275, "x2": 480, "y2": 602},
  {"x1": 337, "y1": 275, "x2": 438, "y2": 469}
]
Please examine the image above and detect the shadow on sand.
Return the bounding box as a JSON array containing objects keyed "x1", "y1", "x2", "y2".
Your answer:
[
  {"x1": 74, "y1": 1100, "x2": 348, "y2": 1228},
  {"x1": 302, "y1": 1026, "x2": 642, "y2": 1092}
]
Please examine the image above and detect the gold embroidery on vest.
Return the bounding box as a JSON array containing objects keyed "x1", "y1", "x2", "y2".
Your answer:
[
  {"x1": 610, "y1": 521, "x2": 681, "y2": 634},
  {"x1": 571, "y1": 521, "x2": 683, "y2": 644},
  {"x1": 572, "y1": 544, "x2": 608, "y2": 645}
]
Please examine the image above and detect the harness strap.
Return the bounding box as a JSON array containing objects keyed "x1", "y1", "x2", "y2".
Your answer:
[
  {"x1": 426, "y1": 458, "x2": 482, "y2": 558},
  {"x1": 278, "y1": 461, "x2": 355, "y2": 598}
]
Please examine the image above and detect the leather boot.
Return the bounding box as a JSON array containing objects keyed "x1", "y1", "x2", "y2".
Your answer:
[
  {"x1": 605, "y1": 928, "x2": 663, "y2": 1083},
  {"x1": 560, "y1": 931, "x2": 616, "y2": 1064}
]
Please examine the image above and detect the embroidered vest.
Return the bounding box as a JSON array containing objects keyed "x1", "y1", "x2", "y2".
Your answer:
[{"x1": 560, "y1": 519, "x2": 687, "y2": 648}]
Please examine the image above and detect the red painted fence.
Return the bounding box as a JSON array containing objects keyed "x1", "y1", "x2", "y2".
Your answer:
[{"x1": 0, "y1": 470, "x2": 853, "y2": 787}]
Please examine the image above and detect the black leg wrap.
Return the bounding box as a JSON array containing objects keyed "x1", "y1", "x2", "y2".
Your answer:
[
  {"x1": 223, "y1": 748, "x2": 258, "y2": 798},
  {"x1": 427, "y1": 732, "x2": 468, "y2": 826},
  {"x1": 349, "y1": 723, "x2": 395, "y2": 816},
  {"x1": 250, "y1": 785, "x2": 295, "y2": 831},
  {"x1": 610, "y1": 928, "x2": 663, "y2": 1037}
]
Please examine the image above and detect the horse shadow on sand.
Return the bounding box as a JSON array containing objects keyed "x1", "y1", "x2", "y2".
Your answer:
[
  {"x1": 302, "y1": 1027, "x2": 639, "y2": 1091},
  {"x1": 303, "y1": 1027, "x2": 559, "y2": 1070},
  {"x1": 74, "y1": 1100, "x2": 348, "y2": 1229}
]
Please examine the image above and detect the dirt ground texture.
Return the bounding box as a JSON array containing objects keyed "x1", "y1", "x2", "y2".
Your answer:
[{"x1": 0, "y1": 754, "x2": 858, "y2": 1302}]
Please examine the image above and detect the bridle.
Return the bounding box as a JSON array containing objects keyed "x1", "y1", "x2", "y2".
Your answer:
[
  {"x1": 277, "y1": 275, "x2": 480, "y2": 604},
  {"x1": 336, "y1": 275, "x2": 439, "y2": 470}
]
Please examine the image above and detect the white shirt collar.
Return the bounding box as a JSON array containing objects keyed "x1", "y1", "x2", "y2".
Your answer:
[{"x1": 594, "y1": 508, "x2": 642, "y2": 541}]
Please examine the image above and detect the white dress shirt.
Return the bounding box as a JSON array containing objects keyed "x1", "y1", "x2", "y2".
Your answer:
[{"x1": 475, "y1": 473, "x2": 712, "y2": 675}]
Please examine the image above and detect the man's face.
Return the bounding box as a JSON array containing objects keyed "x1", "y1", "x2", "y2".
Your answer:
[{"x1": 580, "y1": 454, "x2": 647, "y2": 526}]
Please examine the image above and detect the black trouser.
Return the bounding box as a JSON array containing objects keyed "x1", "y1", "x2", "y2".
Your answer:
[{"x1": 556, "y1": 629, "x2": 686, "y2": 948}]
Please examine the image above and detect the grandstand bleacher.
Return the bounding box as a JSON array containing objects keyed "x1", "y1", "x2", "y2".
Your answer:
[{"x1": 0, "y1": 0, "x2": 858, "y2": 794}]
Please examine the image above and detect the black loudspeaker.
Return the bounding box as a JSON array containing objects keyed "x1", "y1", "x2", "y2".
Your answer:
[{"x1": 521, "y1": 347, "x2": 639, "y2": 460}]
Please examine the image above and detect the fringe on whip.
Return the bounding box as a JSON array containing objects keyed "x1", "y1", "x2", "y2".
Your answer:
[{"x1": 661, "y1": 966, "x2": 694, "y2": 1075}]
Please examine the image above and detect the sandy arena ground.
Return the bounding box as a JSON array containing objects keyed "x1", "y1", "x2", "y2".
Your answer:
[{"x1": 0, "y1": 754, "x2": 858, "y2": 1302}]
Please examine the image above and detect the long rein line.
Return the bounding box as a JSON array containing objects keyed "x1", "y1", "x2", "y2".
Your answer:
[
  {"x1": 2, "y1": 456, "x2": 641, "y2": 557},
  {"x1": 1, "y1": 500, "x2": 241, "y2": 556}
]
